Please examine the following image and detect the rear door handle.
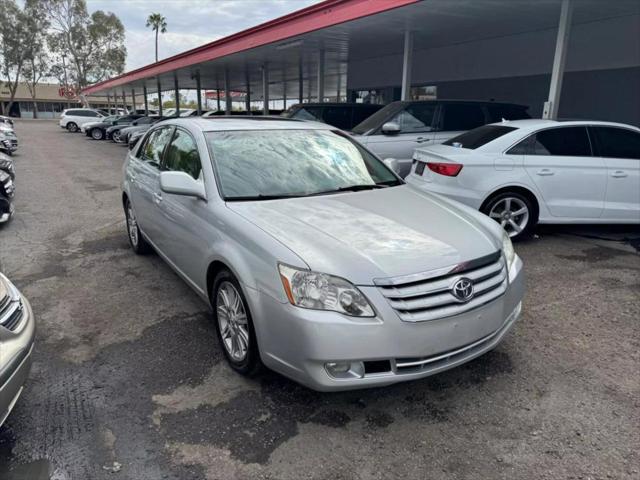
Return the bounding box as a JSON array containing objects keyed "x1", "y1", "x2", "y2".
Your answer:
[
  {"x1": 153, "y1": 192, "x2": 163, "y2": 204},
  {"x1": 611, "y1": 170, "x2": 628, "y2": 178},
  {"x1": 415, "y1": 137, "x2": 431, "y2": 144},
  {"x1": 536, "y1": 169, "x2": 554, "y2": 176}
]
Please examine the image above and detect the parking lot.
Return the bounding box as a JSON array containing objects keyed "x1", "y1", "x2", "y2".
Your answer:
[{"x1": 0, "y1": 119, "x2": 638, "y2": 480}]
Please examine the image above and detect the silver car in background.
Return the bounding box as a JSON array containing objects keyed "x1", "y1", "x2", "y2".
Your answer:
[{"x1": 122, "y1": 117, "x2": 524, "y2": 391}]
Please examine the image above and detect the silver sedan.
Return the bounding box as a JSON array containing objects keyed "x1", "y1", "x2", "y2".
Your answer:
[{"x1": 122, "y1": 117, "x2": 524, "y2": 391}]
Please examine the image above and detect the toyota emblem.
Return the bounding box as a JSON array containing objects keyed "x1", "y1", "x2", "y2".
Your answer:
[{"x1": 452, "y1": 278, "x2": 474, "y2": 302}]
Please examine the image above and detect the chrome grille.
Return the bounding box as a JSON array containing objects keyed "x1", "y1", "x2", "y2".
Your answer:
[
  {"x1": 0, "y1": 280, "x2": 24, "y2": 332},
  {"x1": 376, "y1": 252, "x2": 507, "y2": 322}
]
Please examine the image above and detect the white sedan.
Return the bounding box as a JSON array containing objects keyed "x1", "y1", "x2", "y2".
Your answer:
[{"x1": 405, "y1": 119, "x2": 640, "y2": 239}]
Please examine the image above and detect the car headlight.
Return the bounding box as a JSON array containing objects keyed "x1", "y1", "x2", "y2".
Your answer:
[
  {"x1": 278, "y1": 264, "x2": 374, "y2": 317},
  {"x1": 502, "y1": 232, "x2": 516, "y2": 269}
]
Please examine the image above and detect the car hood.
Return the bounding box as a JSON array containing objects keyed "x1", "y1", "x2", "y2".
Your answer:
[{"x1": 227, "y1": 185, "x2": 501, "y2": 284}]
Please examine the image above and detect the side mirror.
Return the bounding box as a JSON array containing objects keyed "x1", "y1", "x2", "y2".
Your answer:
[
  {"x1": 381, "y1": 122, "x2": 401, "y2": 135},
  {"x1": 159, "y1": 171, "x2": 206, "y2": 200},
  {"x1": 383, "y1": 158, "x2": 400, "y2": 174}
]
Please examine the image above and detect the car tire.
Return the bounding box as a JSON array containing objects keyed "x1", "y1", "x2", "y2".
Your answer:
[
  {"x1": 212, "y1": 270, "x2": 262, "y2": 376},
  {"x1": 112, "y1": 130, "x2": 122, "y2": 143},
  {"x1": 67, "y1": 122, "x2": 78, "y2": 133},
  {"x1": 124, "y1": 199, "x2": 151, "y2": 254},
  {"x1": 91, "y1": 128, "x2": 104, "y2": 140},
  {"x1": 482, "y1": 191, "x2": 536, "y2": 240}
]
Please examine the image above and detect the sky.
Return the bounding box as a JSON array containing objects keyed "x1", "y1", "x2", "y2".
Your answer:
[{"x1": 87, "y1": 0, "x2": 323, "y2": 71}]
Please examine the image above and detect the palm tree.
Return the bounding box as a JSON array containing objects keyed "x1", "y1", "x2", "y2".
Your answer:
[{"x1": 146, "y1": 13, "x2": 167, "y2": 62}]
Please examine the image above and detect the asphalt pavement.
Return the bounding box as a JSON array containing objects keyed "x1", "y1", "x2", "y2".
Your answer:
[{"x1": 0, "y1": 120, "x2": 638, "y2": 480}]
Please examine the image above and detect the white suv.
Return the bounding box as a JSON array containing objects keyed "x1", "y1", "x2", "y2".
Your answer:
[{"x1": 59, "y1": 108, "x2": 105, "y2": 133}]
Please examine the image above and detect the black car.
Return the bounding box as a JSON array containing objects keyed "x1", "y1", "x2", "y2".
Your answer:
[
  {"x1": 0, "y1": 153, "x2": 15, "y2": 180},
  {"x1": 283, "y1": 103, "x2": 384, "y2": 130},
  {"x1": 108, "y1": 116, "x2": 159, "y2": 143},
  {"x1": 0, "y1": 170, "x2": 14, "y2": 224},
  {"x1": 85, "y1": 115, "x2": 143, "y2": 140}
]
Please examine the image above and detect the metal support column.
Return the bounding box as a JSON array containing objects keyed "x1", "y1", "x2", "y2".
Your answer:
[
  {"x1": 174, "y1": 74, "x2": 180, "y2": 116},
  {"x1": 143, "y1": 85, "x2": 149, "y2": 116},
  {"x1": 317, "y1": 49, "x2": 325, "y2": 103},
  {"x1": 401, "y1": 30, "x2": 414, "y2": 101},
  {"x1": 131, "y1": 89, "x2": 136, "y2": 113},
  {"x1": 195, "y1": 70, "x2": 202, "y2": 115},
  {"x1": 216, "y1": 89, "x2": 221, "y2": 112},
  {"x1": 262, "y1": 64, "x2": 269, "y2": 115},
  {"x1": 157, "y1": 79, "x2": 163, "y2": 117},
  {"x1": 283, "y1": 68, "x2": 287, "y2": 109},
  {"x1": 245, "y1": 70, "x2": 251, "y2": 112},
  {"x1": 298, "y1": 55, "x2": 304, "y2": 104},
  {"x1": 106, "y1": 93, "x2": 112, "y2": 113},
  {"x1": 544, "y1": 0, "x2": 573, "y2": 119},
  {"x1": 224, "y1": 69, "x2": 232, "y2": 114},
  {"x1": 122, "y1": 91, "x2": 127, "y2": 113}
]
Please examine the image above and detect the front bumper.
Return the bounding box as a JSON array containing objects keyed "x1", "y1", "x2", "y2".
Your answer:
[
  {"x1": 249, "y1": 256, "x2": 524, "y2": 391},
  {"x1": 0, "y1": 139, "x2": 17, "y2": 153},
  {"x1": 0, "y1": 198, "x2": 14, "y2": 223},
  {"x1": 0, "y1": 292, "x2": 36, "y2": 425}
]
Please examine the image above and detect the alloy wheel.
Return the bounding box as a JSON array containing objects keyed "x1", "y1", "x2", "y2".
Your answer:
[
  {"x1": 489, "y1": 197, "x2": 529, "y2": 237},
  {"x1": 92, "y1": 129, "x2": 103, "y2": 140},
  {"x1": 113, "y1": 131, "x2": 121, "y2": 142},
  {"x1": 126, "y1": 203, "x2": 139, "y2": 247},
  {"x1": 216, "y1": 281, "x2": 250, "y2": 361}
]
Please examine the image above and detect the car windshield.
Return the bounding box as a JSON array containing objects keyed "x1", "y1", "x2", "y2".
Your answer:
[
  {"x1": 351, "y1": 102, "x2": 403, "y2": 134},
  {"x1": 205, "y1": 129, "x2": 402, "y2": 200},
  {"x1": 443, "y1": 125, "x2": 518, "y2": 149},
  {"x1": 102, "y1": 115, "x2": 120, "y2": 122}
]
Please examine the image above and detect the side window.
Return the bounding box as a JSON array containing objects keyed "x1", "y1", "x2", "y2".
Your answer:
[
  {"x1": 139, "y1": 127, "x2": 175, "y2": 167},
  {"x1": 67, "y1": 110, "x2": 80, "y2": 116},
  {"x1": 591, "y1": 127, "x2": 640, "y2": 160},
  {"x1": 162, "y1": 129, "x2": 202, "y2": 180},
  {"x1": 323, "y1": 107, "x2": 351, "y2": 130},
  {"x1": 506, "y1": 135, "x2": 534, "y2": 155},
  {"x1": 391, "y1": 104, "x2": 436, "y2": 133},
  {"x1": 441, "y1": 104, "x2": 486, "y2": 131},
  {"x1": 87, "y1": 111, "x2": 99, "y2": 118},
  {"x1": 531, "y1": 127, "x2": 591, "y2": 156},
  {"x1": 352, "y1": 106, "x2": 379, "y2": 126}
]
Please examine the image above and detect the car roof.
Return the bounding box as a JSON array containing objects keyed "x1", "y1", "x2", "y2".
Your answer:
[
  {"x1": 289, "y1": 102, "x2": 383, "y2": 108},
  {"x1": 160, "y1": 116, "x2": 334, "y2": 132},
  {"x1": 491, "y1": 118, "x2": 640, "y2": 131}
]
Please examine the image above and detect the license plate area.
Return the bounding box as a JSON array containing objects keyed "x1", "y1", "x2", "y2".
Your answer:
[{"x1": 415, "y1": 161, "x2": 426, "y2": 175}]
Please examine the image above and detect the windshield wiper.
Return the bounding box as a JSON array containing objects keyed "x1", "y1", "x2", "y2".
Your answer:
[
  {"x1": 225, "y1": 193, "x2": 307, "y2": 201},
  {"x1": 307, "y1": 184, "x2": 390, "y2": 196}
]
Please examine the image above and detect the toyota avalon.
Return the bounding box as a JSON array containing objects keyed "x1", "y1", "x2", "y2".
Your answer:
[{"x1": 122, "y1": 117, "x2": 524, "y2": 391}]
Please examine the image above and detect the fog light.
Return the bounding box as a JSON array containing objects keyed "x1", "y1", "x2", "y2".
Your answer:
[{"x1": 325, "y1": 361, "x2": 365, "y2": 379}]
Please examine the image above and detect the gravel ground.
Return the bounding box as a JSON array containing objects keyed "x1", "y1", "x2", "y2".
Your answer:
[{"x1": 0, "y1": 120, "x2": 638, "y2": 480}]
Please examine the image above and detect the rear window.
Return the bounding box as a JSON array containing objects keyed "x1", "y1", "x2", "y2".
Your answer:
[
  {"x1": 443, "y1": 125, "x2": 517, "y2": 149},
  {"x1": 351, "y1": 102, "x2": 404, "y2": 134}
]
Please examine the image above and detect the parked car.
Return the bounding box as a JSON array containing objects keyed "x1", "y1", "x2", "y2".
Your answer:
[
  {"x1": 0, "y1": 170, "x2": 14, "y2": 223},
  {"x1": 351, "y1": 100, "x2": 531, "y2": 177},
  {"x1": 202, "y1": 110, "x2": 282, "y2": 117},
  {"x1": 0, "y1": 152, "x2": 15, "y2": 180},
  {"x1": 59, "y1": 108, "x2": 106, "y2": 133},
  {"x1": 283, "y1": 102, "x2": 384, "y2": 131},
  {"x1": 0, "y1": 115, "x2": 14, "y2": 128},
  {"x1": 0, "y1": 127, "x2": 18, "y2": 156},
  {"x1": 0, "y1": 272, "x2": 35, "y2": 426},
  {"x1": 106, "y1": 116, "x2": 148, "y2": 142},
  {"x1": 86, "y1": 115, "x2": 143, "y2": 140},
  {"x1": 119, "y1": 116, "x2": 167, "y2": 145},
  {"x1": 81, "y1": 115, "x2": 120, "y2": 134},
  {"x1": 132, "y1": 109, "x2": 159, "y2": 115},
  {"x1": 102, "y1": 108, "x2": 128, "y2": 116},
  {"x1": 406, "y1": 119, "x2": 640, "y2": 239},
  {"x1": 128, "y1": 129, "x2": 146, "y2": 149},
  {"x1": 122, "y1": 117, "x2": 524, "y2": 391}
]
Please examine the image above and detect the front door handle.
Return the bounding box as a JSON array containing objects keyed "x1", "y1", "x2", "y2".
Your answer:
[
  {"x1": 415, "y1": 137, "x2": 431, "y2": 143},
  {"x1": 153, "y1": 192, "x2": 163, "y2": 204},
  {"x1": 611, "y1": 170, "x2": 628, "y2": 178},
  {"x1": 536, "y1": 168, "x2": 554, "y2": 176}
]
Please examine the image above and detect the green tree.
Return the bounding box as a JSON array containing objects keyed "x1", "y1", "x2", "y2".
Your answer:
[
  {"x1": 0, "y1": 0, "x2": 50, "y2": 116},
  {"x1": 45, "y1": 0, "x2": 126, "y2": 92},
  {"x1": 146, "y1": 13, "x2": 167, "y2": 63}
]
